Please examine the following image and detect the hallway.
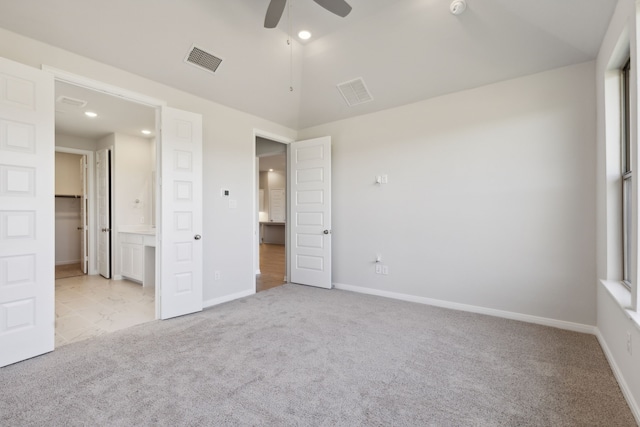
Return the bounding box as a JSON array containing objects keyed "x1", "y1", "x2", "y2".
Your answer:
[{"x1": 256, "y1": 243, "x2": 285, "y2": 292}]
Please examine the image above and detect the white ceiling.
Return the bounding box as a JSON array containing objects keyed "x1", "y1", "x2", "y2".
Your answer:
[
  {"x1": 55, "y1": 81, "x2": 156, "y2": 140},
  {"x1": 0, "y1": 0, "x2": 617, "y2": 130}
]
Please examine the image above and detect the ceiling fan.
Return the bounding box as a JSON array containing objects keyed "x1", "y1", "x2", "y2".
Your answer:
[{"x1": 264, "y1": 0, "x2": 352, "y2": 28}]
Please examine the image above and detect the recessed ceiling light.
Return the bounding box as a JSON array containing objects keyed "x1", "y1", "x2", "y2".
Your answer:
[
  {"x1": 269, "y1": 169, "x2": 274, "y2": 172},
  {"x1": 84, "y1": 111, "x2": 98, "y2": 118},
  {"x1": 141, "y1": 130, "x2": 152, "y2": 135},
  {"x1": 298, "y1": 30, "x2": 312, "y2": 40}
]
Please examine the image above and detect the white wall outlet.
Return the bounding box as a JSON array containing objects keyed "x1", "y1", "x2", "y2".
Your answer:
[
  {"x1": 375, "y1": 264, "x2": 382, "y2": 274},
  {"x1": 229, "y1": 199, "x2": 237, "y2": 209},
  {"x1": 382, "y1": 265, "x2": 389, "y2": 275},
  {"x1": 627, "y1": 331, "x2": 632, "y2": 355},
  {"x1": 214, "y1": 271, "x2": 221, "y2": 280},
  {"x1": 381, "y1": 174, "x2": 388, "y2": 184}
]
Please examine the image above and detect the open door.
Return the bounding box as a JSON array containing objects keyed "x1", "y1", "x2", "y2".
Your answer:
[
  {"x1": 159, "y1": 106, "x2": 203, "y2": 319},
  {"x1": 0, "y1": 57, "x2": 55, "y2": 367},
  {"x1": 289, "y1": 136, "x2": 332, "y2": 289},
  {"x1": 80, "y1": 155, "x2": 88, "y2": 274},
  {"x1": 96, "y1": 148, "x2": 111, "y2": 278}
]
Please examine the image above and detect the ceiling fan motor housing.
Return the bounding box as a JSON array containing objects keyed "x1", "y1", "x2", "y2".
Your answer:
[{"x1": 450, "y1": 0, "x2": 467, "y2": 15}]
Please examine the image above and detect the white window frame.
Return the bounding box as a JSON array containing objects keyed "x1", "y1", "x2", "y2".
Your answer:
[{"x1": 622, "y1": 58, "x2": 632, "y2": 289}]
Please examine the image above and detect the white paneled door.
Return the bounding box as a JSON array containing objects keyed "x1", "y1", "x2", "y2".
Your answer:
[
  {"x1": 96, "y1": 148, "x2": 110, "y2": 278},
  {"x1": 0, "y1": 57, "x2": 55, "y2": 367},
  {"x1": 160, "y1": 107, "x2": 203, "y2": 319},
  {"x1": 289, "y1": 136, "x2": 332, "y2": 289}
]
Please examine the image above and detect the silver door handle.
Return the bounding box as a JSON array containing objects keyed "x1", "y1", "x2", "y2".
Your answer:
[
  {"x1": 194, "y1": 234, "x2": 202, "y2": 240},
  {"x1": 323, "y1": 230, "x2": 331, "y2": 235}
]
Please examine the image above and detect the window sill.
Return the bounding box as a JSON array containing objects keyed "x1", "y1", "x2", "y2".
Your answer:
[{"x1": 600, "y1": 279, "x2": 640, "y2": 331}]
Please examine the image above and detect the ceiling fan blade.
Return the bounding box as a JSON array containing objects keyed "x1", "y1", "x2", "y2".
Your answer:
[
  {"x1": 264, "y1": 0, "x2": 287, "y2": 28},
  {"x1": 311, "y1": 0, "x2": 352, "y2": 17}
]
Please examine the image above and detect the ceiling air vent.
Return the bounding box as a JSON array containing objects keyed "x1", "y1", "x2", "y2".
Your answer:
[
  {"x1": 184, "y1": 45, "x2": 223, "y2": 74},
  {"x1": 337, "y1": 77, "x2": 373, "y2": 107},
  {"x1": 56, "y1": 95, "x2": 87, "y2": 108}
]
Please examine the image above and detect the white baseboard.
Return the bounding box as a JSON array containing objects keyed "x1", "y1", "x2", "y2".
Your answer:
[
  {"x1": 333, "y1": 283, "x2": 596, "y2": 334},
  {"x1": 595, "y1": 329, "x2": 640, "y2": 425},
  {"x1": 203, "y1": 289, "x2": 255, "y2": 309},
  {"x1": 112, "y1": 275, "x2": 123, "y2": 281}
]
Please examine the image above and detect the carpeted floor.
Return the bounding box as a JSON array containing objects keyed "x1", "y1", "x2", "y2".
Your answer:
[{"x1": 0, "y1": 284, "x2": 635, "y2": 426}]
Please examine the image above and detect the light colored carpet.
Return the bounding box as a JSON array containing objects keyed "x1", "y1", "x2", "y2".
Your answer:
[{"x1": 0, "y1": 284, "x2": 635, "y2": 426}]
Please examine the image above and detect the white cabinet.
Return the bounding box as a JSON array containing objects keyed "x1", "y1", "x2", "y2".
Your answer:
[{"x1": 119, "y1": 232, "x2": 155, "y2": 284}]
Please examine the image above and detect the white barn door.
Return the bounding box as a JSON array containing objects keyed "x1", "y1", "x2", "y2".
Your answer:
[
  {"x1": 159, "y1": 107, "x2": 203, "y2": 319},
  {"x1": 289, "y1": 136, "x2": 332, "y2": 289},
  {"x1": 0, "y1": 57, "x2": 55, "y2": 367}
]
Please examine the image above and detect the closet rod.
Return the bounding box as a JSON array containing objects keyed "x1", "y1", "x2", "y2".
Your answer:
[{"x1": 55, "y1": 194, "x2": 81, "y2": 198}]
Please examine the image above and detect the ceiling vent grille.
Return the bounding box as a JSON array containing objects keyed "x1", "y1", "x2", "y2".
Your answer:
[
  {"x1": 337, "y1": 77, "x2": 373, "y2": 107},
  {"x1": 56, "y1": 95, "x2": 87, "y2": 108},
  {"x1": 185, "y1": 45, "x2": 223, "y2": 74}
]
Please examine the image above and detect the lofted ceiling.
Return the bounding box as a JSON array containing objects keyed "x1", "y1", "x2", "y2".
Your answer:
[{"x1": 0, "y1": 0, "x2": 617, "y2": 130}]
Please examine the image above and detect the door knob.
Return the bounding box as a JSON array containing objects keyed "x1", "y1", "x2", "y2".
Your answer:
[
  {"x1": 194, "y1": 234, "x2": 202, "y2": 240},
  {"x1": 323, "y1": 230, "x2": 331, "y2": 235}
]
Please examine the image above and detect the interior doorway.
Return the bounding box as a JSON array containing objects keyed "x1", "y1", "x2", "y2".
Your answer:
[
  {"x1": 54, "y1": 149, "x2": 90, "y2": 279},
  {"x1": 256, "y1": 136, "x2": 287, "y2": 292},
  {"x1": 53, "y1": 80, "x2": 157, "y2": 346}
]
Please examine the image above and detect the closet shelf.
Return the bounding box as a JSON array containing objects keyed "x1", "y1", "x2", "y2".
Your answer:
[{"x1": 55, "y1": 194, "x2": 82, "y2": 198}]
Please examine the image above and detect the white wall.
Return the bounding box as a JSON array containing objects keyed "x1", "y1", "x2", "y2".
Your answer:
[
  {"x1": 54, "y1": 152, "x2": 82, "y2": 196},
  {"x1": 300, "y1": 61, "x2": 597, "y2": 326},
  {"x1": 596, "y1": 0, "x2": 640, "y2": 421},
  {"x1": 55, "y1": 133, "x2": 97, "y2": 151},
  {"x1": 113, "y1": 133, "x2": 153, "y2": 228},
  {"x1": 0, "y1": 27, "x2": 297, "y2": 303}
]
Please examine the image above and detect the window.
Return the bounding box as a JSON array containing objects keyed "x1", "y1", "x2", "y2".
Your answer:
[{"x1": 622, "y1": 58, "x2": 632, "y2": 288}]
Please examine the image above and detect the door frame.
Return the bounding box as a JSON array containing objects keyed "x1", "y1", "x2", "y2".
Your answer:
[
  {"x1": 252, "y1": 130, "x2": 294, "y2": 289},
  {"x1": 54, "y1": 147, "x2": 96, "y2": 274},
  {"x1": 43, "y1": 66, "x2": 166, "y2": 318}
]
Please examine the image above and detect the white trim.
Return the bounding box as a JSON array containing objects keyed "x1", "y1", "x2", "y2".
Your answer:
[
  {"x1": 596, "y1": 328, "x2": 640, "y2": 425},
  {"x1": 333, "y1": 283, "x2": 596, "y2": 334},
  {"x1": 204, "y1": 289, "x2": 255, "y2": 309},
  {"x1": 42, "y1": 65, "x2": 166, "y2": 107}
]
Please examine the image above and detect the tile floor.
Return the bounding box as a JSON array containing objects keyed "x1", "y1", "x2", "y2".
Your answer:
[{"x1": 55, "y1": 274, "x2": 155, "y2": 347}]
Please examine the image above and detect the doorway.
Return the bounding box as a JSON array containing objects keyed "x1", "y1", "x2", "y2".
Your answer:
[
  {"x1": 54, "y1": 149, "x2": 89, "y2": 279},
  {"x1": 256, "y1": 136, "x2": 288, "y2": 292},
  {"x1": 53, "y1": 80, "x2": 157, "y2": 346}
]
